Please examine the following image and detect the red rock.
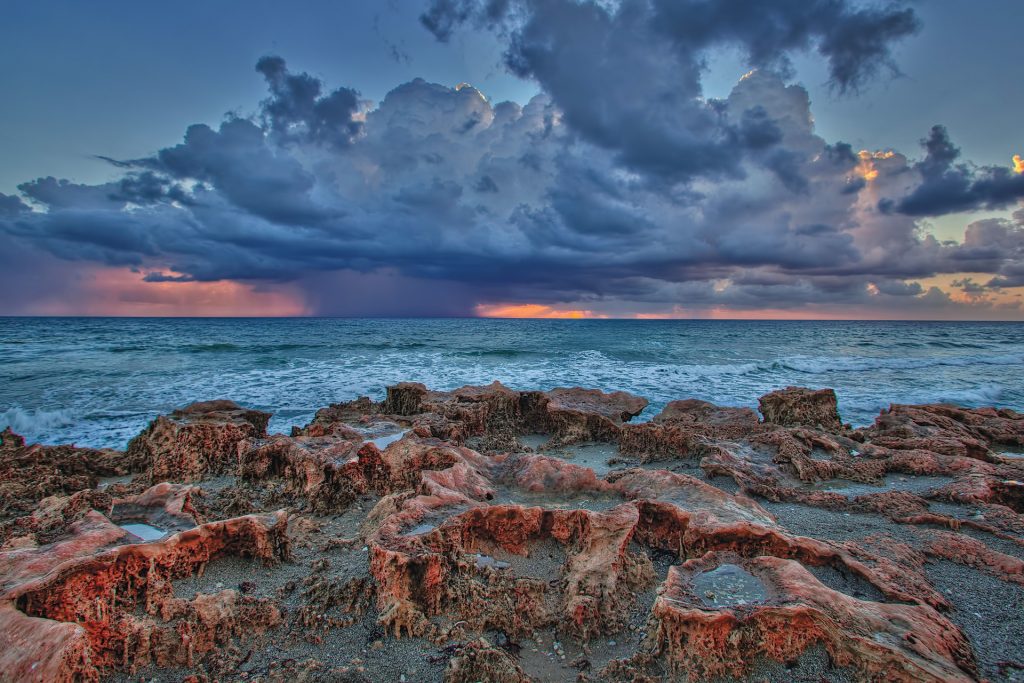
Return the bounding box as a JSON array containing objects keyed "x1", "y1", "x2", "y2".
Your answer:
[
  {"x1": 0, "y1": 509, "x2": 288, "y2": 679},
  {"x1": 759, "y1": 386, "x2": 843, "y2": 430},
  {"x1": 127, "y1": 400, "x2": 271, "y2": 482},
  {"x1": 444, "y1": 639, "x2": 530, "y2": 682},
  {"x1": 2, "y1": 382, "x2": 1021, "y2": 682},
  {"x1": 621, "y1": 400, "x2": 760, "y2": 459},
  {"x1": 649, "y1": 553, "x2": 974, "y2": 681},
  {"x1": 542, "y1": 387, "x2": 648, "y2": 446},
  {"x1": 0, "y1": 427, "x2": 133, "y2": 518}
]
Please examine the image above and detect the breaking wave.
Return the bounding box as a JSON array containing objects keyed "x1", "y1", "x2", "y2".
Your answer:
[
  {"x1": 0, "y1": 406, "x2": 75, "y2": 436},
  {"x1": 777, "y1": 354, "x2": 1023, "y2": 374}
]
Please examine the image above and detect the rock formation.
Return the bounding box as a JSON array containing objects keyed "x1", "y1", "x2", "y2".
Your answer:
[{"x1": 1, "y1": 382, "x2": 1022, "y2": 682}]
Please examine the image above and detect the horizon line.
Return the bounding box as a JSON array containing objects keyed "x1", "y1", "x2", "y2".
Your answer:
[{"x1": 1, "y1": 314, "x2": 1023, "y2": 323}]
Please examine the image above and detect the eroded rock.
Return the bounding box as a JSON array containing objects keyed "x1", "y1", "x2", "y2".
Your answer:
[{"x1": 1, "y1": 382, "x2": 1021, "y2": 682}]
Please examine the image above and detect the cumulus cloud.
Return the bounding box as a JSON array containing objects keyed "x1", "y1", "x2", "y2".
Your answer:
[
  {"x1": 0, "y1": 1, "x2": 1021, "y2": 317},
  {"x1": 883, "y1": 125, "x2": 1024, "y2": 216},
  {"x1": 419, "y1": 0, "x2": 919, "y2": 183}
]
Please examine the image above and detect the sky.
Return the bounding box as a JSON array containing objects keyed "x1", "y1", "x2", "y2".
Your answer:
[{"x1": 1, "y1": 0, "x2": 1022, "y2": 318}]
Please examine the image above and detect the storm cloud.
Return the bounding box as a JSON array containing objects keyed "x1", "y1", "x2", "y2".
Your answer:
[
  {"x1": 884, "y1": 125, "x2": 1024, "y2": 216},
  {"x1": 1, "y1": 0, "x2": 1022, "y2": 317}
]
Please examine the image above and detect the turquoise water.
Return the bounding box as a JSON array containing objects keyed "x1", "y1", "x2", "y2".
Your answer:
[{"x1": 1, "y1": 318, "x2": 1022, "y2": 449}]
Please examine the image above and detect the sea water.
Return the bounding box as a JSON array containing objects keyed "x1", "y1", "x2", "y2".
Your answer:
[{"x1": 1, "y1": 317, "x2": 1022, "y2": 449}]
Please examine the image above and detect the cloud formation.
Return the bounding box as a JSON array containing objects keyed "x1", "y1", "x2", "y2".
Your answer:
[
  {"x1": 882, "y1": 125, "x2": 1024, "y2": 216},
  {"x1": 1, "y1": 0, "x2": 1022, "y2": 318}
]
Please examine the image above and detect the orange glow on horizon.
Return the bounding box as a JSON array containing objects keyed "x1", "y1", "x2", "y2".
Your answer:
[
  {"x1": 34, "y1": 267, "x2": 309, "y2": 316},
  {"x1": 634, "y1": 307, "x2": 860, "y2": 320},
  {"x1": 479, "y1": 303, "x2": 887, "y2": 320},
  {"x1": 474, "y1": 303, "x2": 606, "y2": 319},
  {"x1": 1013, "y1": 154, "x2": 1024, "y2": 174}
]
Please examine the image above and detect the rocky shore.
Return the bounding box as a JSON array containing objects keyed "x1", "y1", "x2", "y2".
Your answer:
[{"x1": 1, "y1": 382, "x2": 1023, "y2": 682}]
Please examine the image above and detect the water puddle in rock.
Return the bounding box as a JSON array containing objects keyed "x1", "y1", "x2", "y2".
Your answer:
[
  {"x1": 365, "y1": 429, "x2": 409, "y2": 450},
  {"x1": 97, "y1": 475, "x2": 134, "y2": 490},
  {"x1": 540, "y1": 442, "x2": 625, "y2": 476},
  {"x1": 692, "y1": 564, "x2": 768, "y2": 609},
  {"x1": 996, "y1": 446, "x2": 1024, "y2": 460},
  {"x1": 474, "y1": 553, "x2": 510, "y2": 570},
  {"x1": 518, "y1": 433, "x2": 549, "y2": 451},
  {"x1": 119, "y1": 522, "x2": 167, "y2": 542}
]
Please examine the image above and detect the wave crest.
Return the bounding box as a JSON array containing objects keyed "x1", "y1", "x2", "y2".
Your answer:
[{"x1": 0, "y1": 406, "x2": 75, "y2": 437}]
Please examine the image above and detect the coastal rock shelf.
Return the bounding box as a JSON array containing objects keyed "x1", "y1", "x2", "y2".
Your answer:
[{"x1": 1, "y1": 383, "x2": 1023, "y2": 682}]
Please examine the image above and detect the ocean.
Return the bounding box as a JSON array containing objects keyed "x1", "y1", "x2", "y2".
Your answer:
[{"x1": 1, "y1": 317, "x2": 1022, "y2": 450}]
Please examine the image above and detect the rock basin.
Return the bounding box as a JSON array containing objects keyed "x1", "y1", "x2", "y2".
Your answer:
[
  {"x1": 692, "y1": 563, "x2": 769, "y2": 609},
  {"x1": 117, "y1": 521, "x2": 167, "y2": 542}
]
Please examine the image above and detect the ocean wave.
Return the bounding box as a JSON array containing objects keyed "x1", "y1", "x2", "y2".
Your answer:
[
  {"x1": 179, "y1": 342, "x2": 327, "y2": 354},
  {"x1": 184, "y1": 343, "x2": 241, "y2": 353},
  {"x1": 844, "y1": 385, "x2": 1008, "y2": 419},
  {"x1": 929, "y1": 385, "x2": 1006, "y2": 405},
  {"x1": 253, "y1": 343, "x2": 322, "y2": 352},
  {"x1": 0, "y1": 406, "x2": 75, "y2": 435},
  {"x1": 778, "y1": 354, "x2": 1024, "y2": 374},
  {"x1": 570, "y1": 350, "x2": 611, "y2": 362},
  {"x1": 454, "y1": 348, "x2": 540, "y2": 358},
  {"x1": 677, "y1": 361, "x2": 766, "y2": 378},
  {"x1": 342, "y1": 341, "x2": 430, "y2": 351}
]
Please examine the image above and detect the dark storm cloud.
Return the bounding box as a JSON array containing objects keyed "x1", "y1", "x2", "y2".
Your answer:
[
  {"x1": 418, "y1": 0, "x2": 919, "y2": 182},
  {"x1": 884, "y1": 125, "x2": 1024, "y2": 216},
  {"x1": 255, "y1": 55, "x2": 363, "y2": 149},
  {"x1": 0, "y1": 20, "x2": 1021, "y2": 318},
  {"x1": 154, "y1": 118, "x2": 343, "y2": 226},
  {"x1": 18, "y1": 177, "x2": 125, "y2": 210},
  {"x1": 111, "y1": 171, "x2": 193, "y2": 205},
  {"x1": 0, "y1": 193, "x2": 29, "y2": 216}
]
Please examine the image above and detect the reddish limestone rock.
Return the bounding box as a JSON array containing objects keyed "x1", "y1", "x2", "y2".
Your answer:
[
  {"x1": 542, "y1": 387, "x2": 648, "y2": 446},
  {"x1": 364, "y1": 444, "x2": 953, "y2": 660},
  {"x1": 3, "y1": 382, "x2": 1021, "y2": 682},
  {"x1": 127, "y1": 400, "x2": 271, "y2": 482},
  {"x1": 382, "y1": 381, "x2": 431, "y2": 415},
  {"x1": 860, "y1": 403, "x2": 1024, "y2": 461},
  {"x1": 621, "y1": 400, "x2": 761, "y2": 459},
  {"x1": 304, "y1": 381, "x2": 648, "y2": 451},
  {"x1": 1, "y1": 509, "x2": 289, "y2": 678},
  {"x1": 2, "y1": 482, "x2": 201, "y2": 550},
  {"x1": 444, "y1": 639, "x2": 530, "y2": 683},
  {"x1": 646, "y1": 553, "x2": 974, "y2": 682},
  {"x1": 920, "y1": 529, "x2": 1024, "y2": 584},
  {"x1": 237, "y1": 430, "x2": 470, "y2": 513},
  {"x1": 239, "y1": 434, "x2": 370, "y2": 511},
  {"x1": 759, "y1": 386, "x2": 842, "y2": 431},
  {"x1": 1, "y1": 488, "x2": 114, "y2": 548},
  {"x1": 297, "y1": 396, "x2": 377, "y2": 436},
  {"x1": 0, "y1": 427, "x2": 132, "y2": 518}
]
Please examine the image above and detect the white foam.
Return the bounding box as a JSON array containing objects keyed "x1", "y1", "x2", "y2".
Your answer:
[
  {"x1": 779, "y1": 353, "x2": 1024, "y2": 374},
  {"x1": 0, "y1": 406, "x2": 74, "y2": 436}
]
